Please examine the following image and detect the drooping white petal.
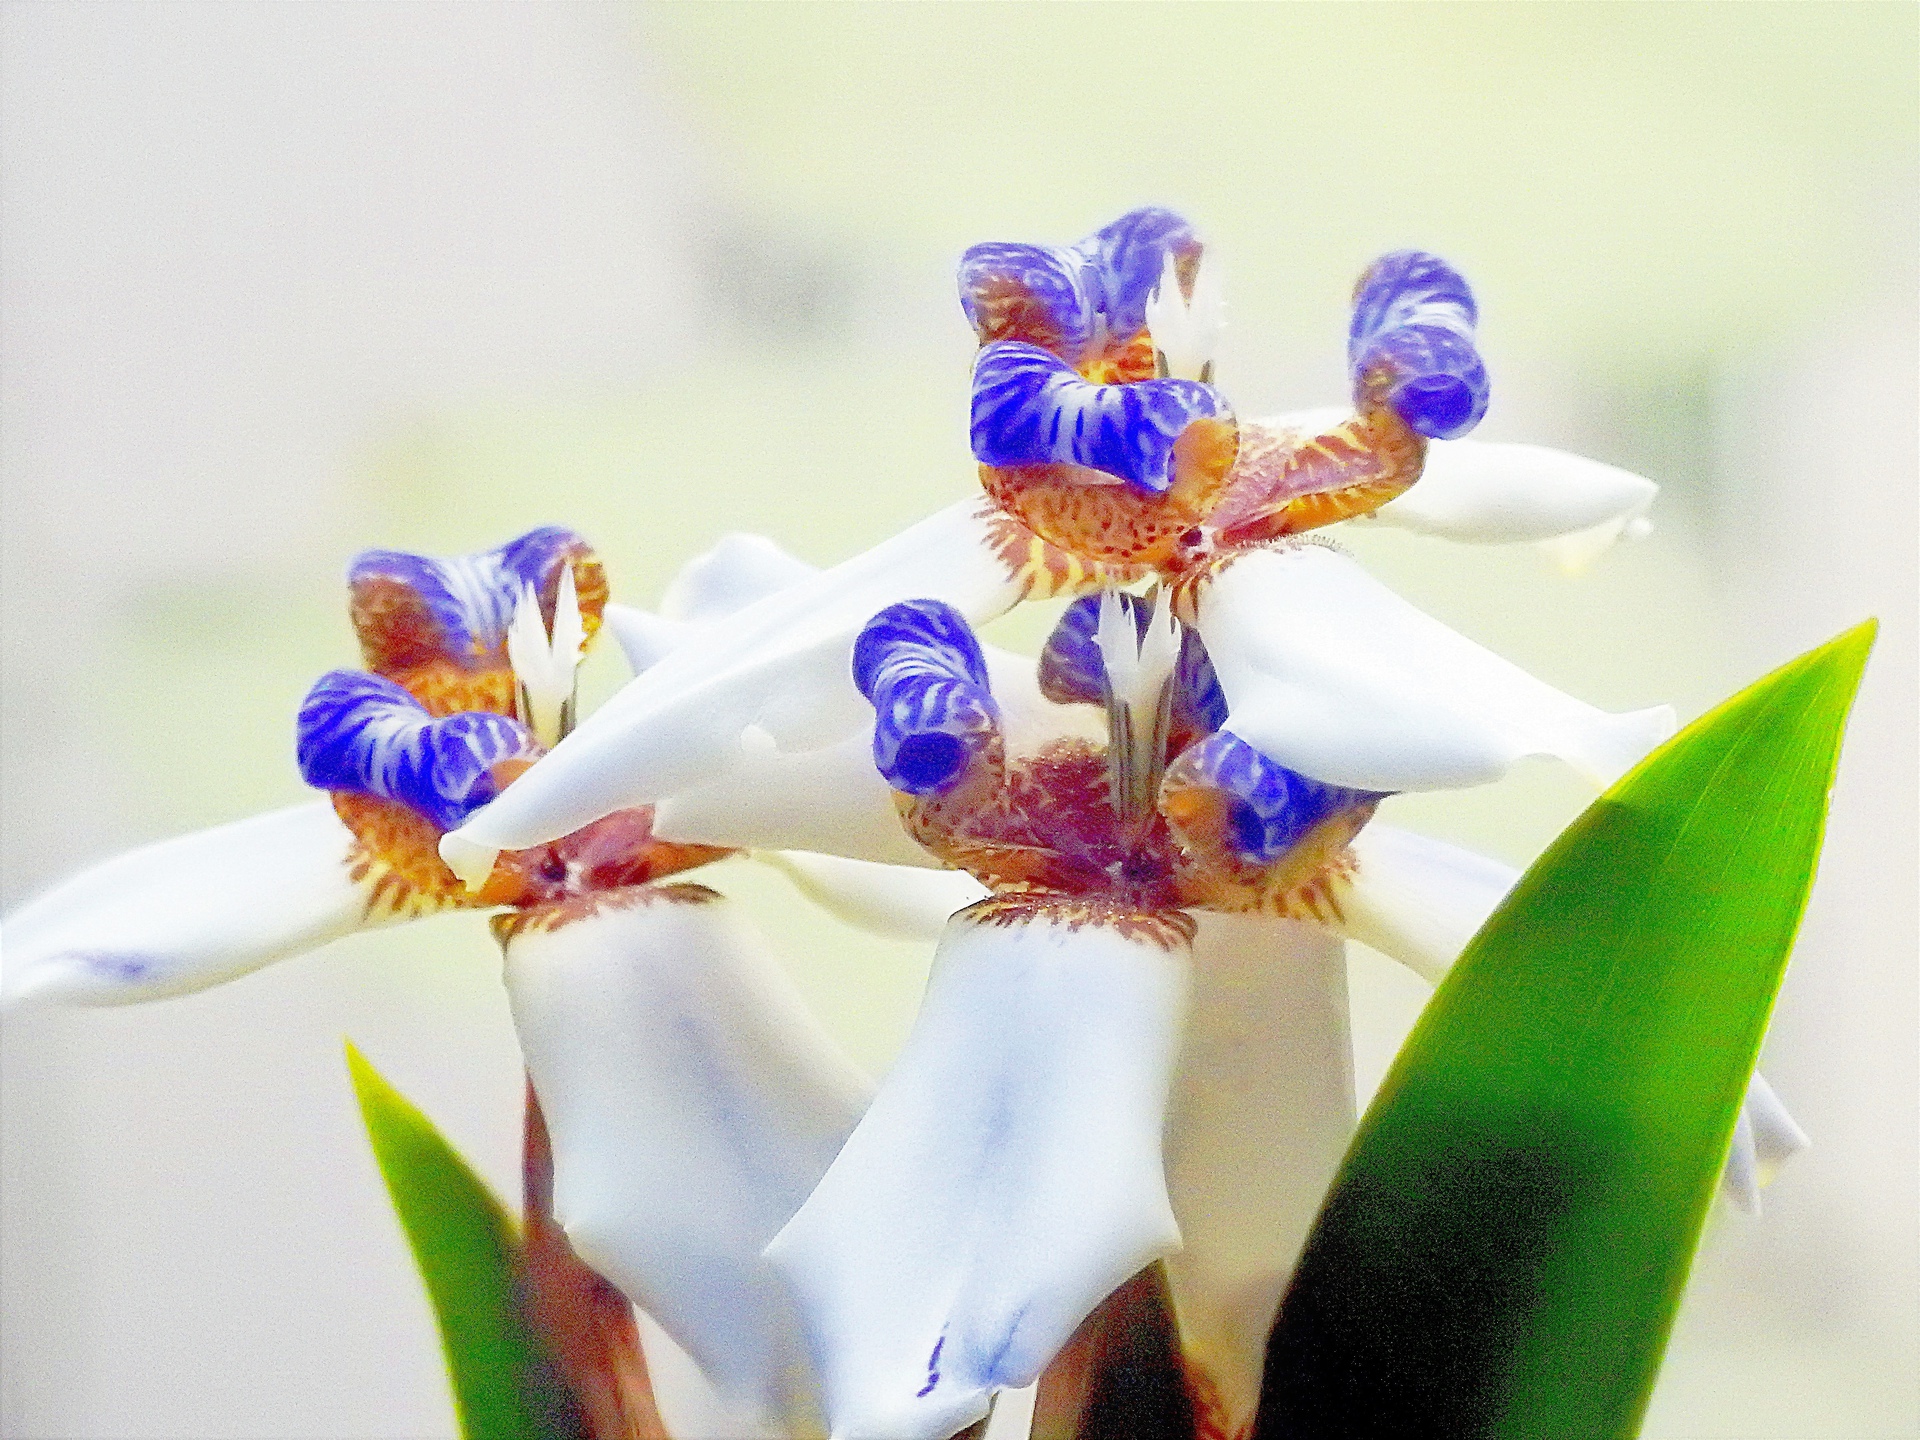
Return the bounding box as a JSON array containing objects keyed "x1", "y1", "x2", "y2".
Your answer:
[
  {"x1": 1197, "y1": 545, "x2": 1676, "y2": 791},
  {"x1": 0, "y1": 802, "x2": 384, "y2": 1006},
  {"x1": 1370, "y1": 441, "x2": 1659, "y2": 547},
  {"x1": 1332, "y1": 821, "x2": 1810, "y2": 1210},
  {"x1": 444, "y1": 500, "x2": 1028, "y2": 875},
  {"x1": 756, "y1": 852, "x2": 987, "y2": 942},
  {"x1": 1333, "y1": 822, "x2": 1522, "y2": 983},
  {"x1": 1163, "y1": 913, "x2": 1356, "y2": 1436},
  {"x1": 1723, "y1": 1072, "x2": 1811, "y2": 1214},
  {"x1": 767, "y1": 901, "x2": 1190, "y2": 1440},
  {"x1": 502, "y1": 886, "x2": 870, "y2": 1429}
]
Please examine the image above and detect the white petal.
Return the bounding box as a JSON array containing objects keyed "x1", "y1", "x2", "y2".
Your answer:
[
  {"x1": 0, "y1": 802, "x2": 379, "y2": 1006},
  {"x1": 1334, "y1": 823, "x2": 1521, "y2": 983},
  {"x1": 756, "y1": 852, "x2": 988, "y2": 942},
  {"x1": 1537, "y1": 508, "x2": 1656, "y2": 576},
  {"x1": 653, "y1": 731, "x2": 936, "y2": 867},
  {"x1": 447, "y1": 500, "x2": 1026, "y2": 860},
  {"x1": 1163, "y1": 914, "x2": 1355, "y2": 1434},
  {"x1": 1722, "y1": 1072, "x2": 1810, "y2": 1213},
  {"x1": 767, "y1": 902, "x2": 1190, "y2": 1440},
  {"x1": 1371, "y1": 441, "x2": 1659, "y2": 545},
  {"x1": 661, "y1": 532, "x2": 822, "y2": 623},
  {"x1": 1198, "y1": 545, "x2": 1676, "y2": 791},
  {"x1": 603, "y1": 602, "x2": 689, "y2": 677},
  {"x1": 502, "y1": 886, "x2": 870, "y2": 1427}
]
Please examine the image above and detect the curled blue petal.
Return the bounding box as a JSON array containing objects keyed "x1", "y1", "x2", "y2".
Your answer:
[
  {"x1": 348, "y1": 525, "x2": 598, "y2": 675},
  {"x1": 1038, "y1": 594, "x2": 1227, "y2": 734},
  {"x1": 971, "y1": 342, "x2": 1231, "y2": 494},
  {"x1": 297, "y1": 670, "x2": 540, "y2": 831},
  {"x1": 956, "y1": 207, "x2": 1201, "y2": 360},
  {"x1": 1076, "y1": 207, "x2": 1200, "y2": 344},
  {"x1": 1169, "y1": 731, "x2": 1383, "y2": 865},
  {"x1": 1348, "y1": 251, "x2": 1489, "y2": 440},
  {"x1": 852, "y1": 601, "x2": 1000, "y2": 796},
  {"x1": 957, "y1": 242, "x2": 1094, "y2": 360}
]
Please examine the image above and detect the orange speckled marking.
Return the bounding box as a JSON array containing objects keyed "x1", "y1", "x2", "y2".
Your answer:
[
  {"x1": 1184, "y1": 1357, "x2": 1252, "y2": 1440},
  {"x1": 1209, "y1": 407, "x2": 1425, "y2": 548},
  {"x1": 956, "y1": 893, "x2": 1196, "y2": 952},
  {"x1": 980, "y1": 414, "x2": 1240, "y2": 570},
  {"x1": 979, "y1": 504, "x2": 1146, "y2": 599},
  {"x1": 333, "y1": 789, "x2": 729, "y2": 927},
  {"x1": 1076, "y1": 328, "x2": 1158, "y2": 385},
  {"x1": 491, "y1": 882, "x2": 721, "y2": 944}
]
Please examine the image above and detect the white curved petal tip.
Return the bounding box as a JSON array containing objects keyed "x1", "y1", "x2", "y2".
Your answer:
[
  {"x1": 1538, "y1": 506, "x2": 1656, "y2": 576},
  {"x1": 1720, "y1": 1073, "x2": 1809, "y2": 1215},
  {"x1": 437, "y1": 832, "x2": 499, "y2": 894},
  {"x1": 603, "y1": 602, "x2": 689, "y2": 677},
  {"x1": 1, "y1": 803, "x2": 372, "y2": 1007},
  {"x1": 756, "y1": 852, "x2": 986, "y2": 941},
  {"x1": 768, "y1": 902, "x2": 1189, "y2": 1440},
  {"x1": 1374, "y1": 441, "x2": 1659, "y2": 550}
]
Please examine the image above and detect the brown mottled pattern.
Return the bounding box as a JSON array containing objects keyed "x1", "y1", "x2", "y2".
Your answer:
[
  {"x1": 1211, "y1": 406, "x2": 1425, "y2": 547},
  {"x1": 980, "y1": 413, "x2": 1240, "y2": 570},
  {"x1": 491, "y1": 882, "x2": 721, "y2": 945},
  {"x1": 1183, "y1": 1356, "x2": 1252, "y2": 1440},
  {"x1": 333, "y1": 788, "x2": 729, "y2": 930},
  {"x1": 957, "y1": 893, "x2": 1198, "y2": 952},
  {"x1": 979, "y1": 503, "x2": 1146, "y2": 600}
]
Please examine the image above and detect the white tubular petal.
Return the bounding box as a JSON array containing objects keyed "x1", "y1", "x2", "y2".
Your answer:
[
  {"x1": 448, "y1": 500, "x2": 1025, "y2": 860},
  {"x1": 502, "y1": 887, "x2": 870, "y2": 1427},
  {"x1": 0, "y1": 802, "x2": 376, "y2": 1006},
  {"x1": 1721, "y1": 1072, "x2": 1810, "y2": 1214},
  {"x1": 1198, "y1": 545, "x2": 1676, "y2": 791},
  {"x1": 661, "y1": 532, "x2": 822, "y2": 623},
  {"x1": 603, "y1": 602, "x2": 690, "y2": 677},
  {"x1": 654, "y1": 731, "x2": 935, "y2": 868},
  {"x1": 1164, "y1": 914, "x2": 1356, "y2": 1435},
  {"x1": 757, "y1": 852, "x2": 987, "y2": 942},
  {"x1": 1334, "y1": 823, "x2": 1521, "y2": 984},
  {"x1": 1372, "y1": 441, "x2": 1659, "y2": 546},
  {"x1": 767, "y1": 901, "x2": 1190, "y2": 1440}
]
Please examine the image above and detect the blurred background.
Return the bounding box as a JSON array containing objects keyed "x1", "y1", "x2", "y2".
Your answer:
[{"x1": 1, "y1": 3, "x2": 1913, "y2": 1436}]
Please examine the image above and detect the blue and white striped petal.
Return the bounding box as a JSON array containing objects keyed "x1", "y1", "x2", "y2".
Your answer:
[
  {"x1": 296, "y1": 670, "x2": 540, "y2": 832},
  {"x1": 348, "y1": 525, "x2": 601, "y2": 678},
  {"x1": 766, "y1": 899, "x2": 1190, "y2": 1440},
  {"x1": 971, "y1": 342, "x2": 1232, "y2": 494},
  {"x1": 1162, "y1": 730, "x2": 1384, "y2": 866},
  {"x1": 957, "y1": 207, "x2": 1200, "y2": 363},
  {"x1": 853, "y1": 600, "x2": 1000, "y2": 796},
  {"x1": 1348, "y1": 251, "x2": 1489, "y2": 440}
]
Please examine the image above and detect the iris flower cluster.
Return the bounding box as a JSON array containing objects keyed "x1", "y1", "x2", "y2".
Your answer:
[{"x1": 1, "y1": 209, "x2": 1808, "y2": 1440}]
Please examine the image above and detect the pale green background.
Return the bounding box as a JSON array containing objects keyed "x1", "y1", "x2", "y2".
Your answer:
[{"x1": 1, "y1": 4, "x2": 1914, "y2": 1436}]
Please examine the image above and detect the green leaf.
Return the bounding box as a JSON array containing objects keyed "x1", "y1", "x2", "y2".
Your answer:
[
  {"x1": 346, "y1": 1042, "x2": 583, "y2": 1440},
  {"x1": 1257, "y1": 621, "x2": 1876, "y2": 1440}
]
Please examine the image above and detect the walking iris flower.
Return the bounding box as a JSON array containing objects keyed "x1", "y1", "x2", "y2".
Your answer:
[
  {"x1": 1, "y1": 207, "x2": 1810, "y2": 1440},
  {"x1": 0, "y1": 526, "x2": 981, "y2": 1432},
  {"x1": 418, "y1": 208, "x2": 1802, "y2": 1437}
]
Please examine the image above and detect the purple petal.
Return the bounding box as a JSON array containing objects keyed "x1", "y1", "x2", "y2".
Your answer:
[
  {"x1": 970, "y1": 341, "x2": 1231, "y2": 494},
  {"x1": 853, "y1": 600, "x2": 1000, "y2": 795},
  {"x1": 1348, "y1": 251, "x2": 1489, "y2": 440},
  {"x1": 296, "y1": 670, "x2": 540, "y2": 831}
]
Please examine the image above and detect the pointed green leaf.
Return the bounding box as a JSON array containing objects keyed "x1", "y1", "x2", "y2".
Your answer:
[
  {"x1": 1258, "y1": 622, "x2": 1876, "y2": 1439},
  {"x1": 346, "y1": 1042, "x2": 583, "y2": 1440}
]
